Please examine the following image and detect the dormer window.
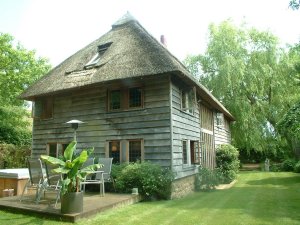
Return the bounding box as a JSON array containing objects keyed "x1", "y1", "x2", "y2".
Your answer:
[{"x1": 85, "y1": 42, "x2": 112, "y2": 69}]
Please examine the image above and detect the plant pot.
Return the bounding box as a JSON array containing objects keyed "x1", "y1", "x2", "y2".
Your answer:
[{"x1": 61, "y1": 192, "x2": 83, "y2": 214}]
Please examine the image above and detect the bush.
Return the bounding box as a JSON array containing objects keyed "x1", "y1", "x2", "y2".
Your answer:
[
  {"x1": 216, "y1": 144, "x2": 240, "y2": 184},
  {"x1": 294, "y1": 161, "x2": 300, "y2": 173},
  {"x1": 114, "y1": 161, "x2": 174, "y2": 200},
  {"x1": 0, "y1": 143, "x2": 31, "y2": 168},
  {"x1": 270, "y1": 163, "x2": 282, "y2": 172},
  {"x1": 195, "y1": 167, "x2": 221, "y2": 191},
  {"x1": 281, "y1": 159, "x2": 297, "y2": 171}
]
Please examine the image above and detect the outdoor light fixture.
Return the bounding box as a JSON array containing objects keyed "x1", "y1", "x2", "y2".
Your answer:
[{"x1": 66, "y1": 120, "x2": 84, "y2": 141}]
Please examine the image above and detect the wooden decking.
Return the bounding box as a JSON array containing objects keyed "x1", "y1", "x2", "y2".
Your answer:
[{"x1": 0, "y1": 192, "x2": 140, "y2": 222}]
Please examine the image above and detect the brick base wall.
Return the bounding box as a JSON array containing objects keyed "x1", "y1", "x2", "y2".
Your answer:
[{"x1": 171, "y1": 174, "x2": 196, "y2": 199}]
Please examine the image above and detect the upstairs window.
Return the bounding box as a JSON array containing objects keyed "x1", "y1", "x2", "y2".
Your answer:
[
  {"x1": 85, "y1": 42, "x2": 112, "y2": 69},
  {"x1": 33, "y1": 97, "x2": 53, "y2": 120},
  {"x1": 110, "y1": 90, "x2": 121, "y2": 110},
  {"x1": 108, "y1": 87, "x2": 143, "y2": 111},
  {"x1": 181, "y1": 87, "x2": 196, "y2": 114},
  {"x1": 216, "y1": 112, "x2": 224, "y2": 127},
  {"x1": 129, "y1": 87, "x2": 142, "y2": 108}
]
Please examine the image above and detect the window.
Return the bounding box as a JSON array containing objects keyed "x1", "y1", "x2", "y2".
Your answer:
[
  {"x1": 109, "y1": 90, "x2": 121, "y2": 110},
  {"x1": 190, "y1": 140, "x2": 200, "y2": 164},
  {"x1": 182, "y1": 140, "x2": 188, "y2": 164},
  {"x1": 109, "y1": 141, "x2": 120, "y2": 164},
  {"x1": 108, "y1": 87, "x2": 143, "y2": 111},
  {"x1": 181, "y1": 88, "x2": 196, "y2": 114},
  {"x1": 182, "y1": 140, "x2": 201, "y2": 166},
  {"x1": 33, "y1": 97, "x2": 53, "y2": 119},
  {"x1": 216, "y1": 112, "x2": 224, "y2": 126},
  {"x1": 129, "y1": 140, "x2": 141, "y2": 162},
  {"x1": 85, "y1": 42, "x2": 112, "y2": 69},
  {"x1": 129, "y1": 87, "x2": 142, "y2": 108},
  {"x1": 106, "y1": 139, "x2": 144, "y2": 164},
  {"x1": 47, "y1": 143, "x2": 68, "y2": 158}
]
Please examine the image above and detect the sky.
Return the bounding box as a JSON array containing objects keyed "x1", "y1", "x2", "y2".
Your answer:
[{"x1": 0, "y1": 0, "x2": 300, "y2": 67}]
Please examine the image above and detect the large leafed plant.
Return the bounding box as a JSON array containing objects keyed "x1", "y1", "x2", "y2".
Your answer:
[{"x1": 41, "y1": 141, "x2": 102, "y2": 195}]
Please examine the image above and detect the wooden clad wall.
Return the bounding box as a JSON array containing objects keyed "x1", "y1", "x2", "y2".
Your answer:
[
  {"x1": 31, "y1": 76, "x2": 172, "y2": 166},
  {"x1": 214, "y1": 113, "x2": 231, "y2": 147},
  {"x1": 171, "y1": 79, "x2": 200, "y2": 179},
  {"x1": 199, "y1": 103, "x2": 215, "y2": 169}
]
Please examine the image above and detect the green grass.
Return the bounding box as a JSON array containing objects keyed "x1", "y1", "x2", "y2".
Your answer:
[{"x1": 1, "y1": 171, "x2": 300, "y2": 225}]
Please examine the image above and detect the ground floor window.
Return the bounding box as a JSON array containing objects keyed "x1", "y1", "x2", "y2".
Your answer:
[
  {"x1": 182, "y1": 140, "x2": 201, "y2": 166},
  {"x1": 47, "y1": 143, "x2": 68, "y2": 158},
  {"x1": 109, "y1": 141, "x2": 120, "y2": 164},
  {"x1": 106, "y1": 139, "x2": 144, "y2": 164}
]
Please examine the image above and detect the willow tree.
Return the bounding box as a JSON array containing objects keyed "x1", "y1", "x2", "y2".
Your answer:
[{"x1": 184, "y1": 20, "x2": 299, "y2": 158}]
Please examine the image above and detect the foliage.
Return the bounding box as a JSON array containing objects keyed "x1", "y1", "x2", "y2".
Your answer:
[
  {"x1": 195, "y1": 167, "x2": 220, "y2": 191},
  {"x1": 278, "y1": 101, "x2": 300, "y2": 140},
  {"x1": 294, "y1": 161, "x2": 300, "y2": 173},
  {"x1": 290, "y1": 0, "x2": 300, "y2": 10},
  {"x1": 0, "y1": 143, "x2": 31, "y2": 168},
  {"x1": 0, "y1": 33, "x2": 50, "y2": 146},
  {"x1": 0, "y1": 106, "x2": 31, "y2": 145},
  {"x1": 114, "y1": 161, "x2": 174, "y2": 200},
  {"x1": 216, "y1": 144, "x2": 240, "y2": 183},
  {"x1": 281, "y1": 158, "x2": 297, "y2": 171},
  {"x1": 184, "y1": 20, "x2": 300, "y2": 157},
  {"x1": 0, "y1": 33, "x2": 51, "y2": 106},
  {"x1": 41, "y1": 141, "x2": 101, "y2": 195}
]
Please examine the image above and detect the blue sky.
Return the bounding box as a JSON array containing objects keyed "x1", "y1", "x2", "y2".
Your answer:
[{"x1": 1, "y1": 0, "x2": 299, "y2": 66}]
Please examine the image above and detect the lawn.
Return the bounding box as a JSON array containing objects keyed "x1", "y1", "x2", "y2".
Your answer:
[{"x1": 0, "y1": 171, "x2": 300, "y2": 225}]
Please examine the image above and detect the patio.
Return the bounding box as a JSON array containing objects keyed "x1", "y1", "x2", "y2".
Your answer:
[{"x1": 0, "y1": 192, "x2": 141, "y2": 222}]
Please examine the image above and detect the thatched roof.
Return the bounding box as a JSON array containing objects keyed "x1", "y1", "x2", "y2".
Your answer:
[{"x1": 20, "y1": 12, "x2": 234, "y2": 121}]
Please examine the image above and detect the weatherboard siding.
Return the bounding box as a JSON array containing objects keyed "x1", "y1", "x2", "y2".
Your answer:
[
  {"x1": 171, "y1": 81, "x2": 200, "y2": 179},
  {"x1": 214, "y1": 114, "x2": 231, "y2": 147},
  {"x1": 31, "y1": 76, "x2": 172, "y2": 166}
]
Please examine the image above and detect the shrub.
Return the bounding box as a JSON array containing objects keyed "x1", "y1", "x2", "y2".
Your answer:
[
  {"x1": 216, "y1": 144, "x2": 240, "y2": 184},
  {"x1": 0, "y1": 143, "x2": 31, "y2": 168},
  {"x1": 294, "y1": 161, "x2": 300, "y2": 173},
  {"x1": 114, "y1": 161, "x2": 174, "y2": 200},
  {"x1": 281, "y1": 159, "x2": 297, "y2": 171},
  {"x1": 195, "y1": 167, "x2": 221, "y2": 191},
  {"x1": 270, "y1": 163, "x2": 282, "y2": 172}
]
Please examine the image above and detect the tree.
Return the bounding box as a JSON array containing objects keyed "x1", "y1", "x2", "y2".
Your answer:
[
  {"x1": 290, "y1": 0, "x2": 300, "y2": 10},
  {"x1": 184, "y1": 20, "x2": 299, "y2": 158},
  {"x1": 0, "y1": 33, "x2": 51, "y2": 145}
]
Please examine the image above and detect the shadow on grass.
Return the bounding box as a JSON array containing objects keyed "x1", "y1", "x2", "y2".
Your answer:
[{"x1": 246, "y1": 172, "x2": 300, "y2": 186}]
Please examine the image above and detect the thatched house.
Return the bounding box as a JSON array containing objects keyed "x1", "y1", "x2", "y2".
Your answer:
[{"x1": 20, "y1": 13, "x2": 234, "y2": 197}]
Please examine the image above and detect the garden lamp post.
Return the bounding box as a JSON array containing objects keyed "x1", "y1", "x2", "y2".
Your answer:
[{"x1": 66, "y1": 120, "x2": 84, "y2": 141}]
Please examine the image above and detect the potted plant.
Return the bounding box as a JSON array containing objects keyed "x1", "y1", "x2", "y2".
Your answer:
[{"x1": 41, "y1": 141, "x2": 102, "y2": 214}]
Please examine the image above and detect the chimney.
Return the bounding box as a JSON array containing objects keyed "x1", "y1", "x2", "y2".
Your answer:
[{"x1": 160, "y1": 35, "x2": 167, "y2": 47}]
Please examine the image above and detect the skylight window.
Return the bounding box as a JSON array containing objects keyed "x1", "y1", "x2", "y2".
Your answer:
[{"x1": 84, "y1": 42, "x2": 112, "y2": 69}]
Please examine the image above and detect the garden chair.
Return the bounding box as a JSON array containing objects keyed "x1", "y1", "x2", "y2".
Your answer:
[
  {"x1": 82, "y1": 157, "x2": 95, "y2": 179},
  {"x1": 80, "y1": 157, "x2": 113, "y2": 196},
  {"x1": 20, "y1": 158, "x2": 45, "y2": 203},
  {"x1": 97, "y1": 157, "x2": 115, "y2": 191},
  {"x1": 40, "y1": 162, "x2": 61, "y2": 207}
]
